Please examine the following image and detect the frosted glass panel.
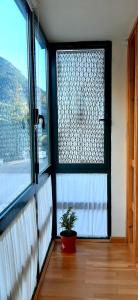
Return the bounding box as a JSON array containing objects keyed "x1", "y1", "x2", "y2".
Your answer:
[
  {"x1": 37, "y1": 176, "x2": 53, "y2": 270},
  {"x1": 57, "y1": 174, "x2": 107, "y2": 237},
  {"x1": 56, "y1": 49, "x2": 105, "y2": 164},
  {"x1": 0, "y1": 198, "x2": 38, "y2": 300}
]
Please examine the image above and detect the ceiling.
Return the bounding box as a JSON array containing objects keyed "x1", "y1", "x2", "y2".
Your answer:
[{"x1": 34, "y1": 0, "x2": 138, "y2": 42}]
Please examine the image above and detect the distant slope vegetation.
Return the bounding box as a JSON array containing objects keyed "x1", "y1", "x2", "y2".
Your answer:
[
  {"x1": 0, "y1": 56, "x2": 29, "y2": 103},
  {"x1": 0, "y1": 56, "x2": 46, "y2": 103},
  {"x1": 0, "y1": 56, "x2": 47, "y2": 162}
]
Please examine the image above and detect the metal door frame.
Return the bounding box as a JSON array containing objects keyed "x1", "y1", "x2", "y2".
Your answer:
[{"x1": 49, "y1": 41, "x2": 112, "y2": 238}]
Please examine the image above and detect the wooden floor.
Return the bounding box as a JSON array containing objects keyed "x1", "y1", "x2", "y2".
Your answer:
[{"x1": 36, "y1": 241, "x2": 138, "y2": 300}]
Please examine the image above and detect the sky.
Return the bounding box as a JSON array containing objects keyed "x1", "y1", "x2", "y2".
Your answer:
[{"x1": 0, "y1": 0, "x2": 46, "y2": 91}]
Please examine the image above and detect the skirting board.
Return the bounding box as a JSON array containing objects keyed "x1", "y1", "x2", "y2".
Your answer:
[
  {"x1": 33, "y1": 240, "x2": 55, "y2": 300},
  {"x1": 110, "y1": 237, "x2": 128, "y2": 243},
  {"x1": 55, "y1": 237, "x2": 128, "y2": 243}
]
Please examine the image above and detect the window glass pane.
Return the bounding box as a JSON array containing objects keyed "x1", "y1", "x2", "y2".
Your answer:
[
  {"x1": 35, "y1": 31, "x2": 49, "y2": 173},
  {"x1": 57, "y1": 173, "x2": 107, "y2": 237},
  {"x1": 56, "y1": 49, "x2": 105, "y2": 164},
  {"x1": 0, "y1": 0, "x2": 32, "y2": 213}
]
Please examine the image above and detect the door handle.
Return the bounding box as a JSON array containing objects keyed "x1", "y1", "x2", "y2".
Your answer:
[
  {"x1": 99, "y1": 118, "x2": 111, "y2": 125},
  {"x1": 33, "y1": 109, "x2": 45, "y2": 129},
  {"x1": 38, "y1": 114, "x2": 45, "y2": 129}
]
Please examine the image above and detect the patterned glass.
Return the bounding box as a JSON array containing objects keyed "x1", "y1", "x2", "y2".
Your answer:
[{"x1": 56, "y1": 49, "x2": 105, "y2": 164}]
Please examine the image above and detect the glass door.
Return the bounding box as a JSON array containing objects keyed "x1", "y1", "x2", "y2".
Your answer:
[{"x1": 50, "y1": 43, "x2": 111, "y2": 237}]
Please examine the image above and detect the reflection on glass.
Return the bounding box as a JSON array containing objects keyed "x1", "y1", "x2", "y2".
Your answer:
[
  {"x1": 0, "y1": 0, "x2": 32, "y2": 213},
  {"x1": 35, "y1": 33, "x2": 49, "y2": 173}
]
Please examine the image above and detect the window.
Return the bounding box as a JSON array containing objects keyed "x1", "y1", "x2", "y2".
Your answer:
[
  {"x1": 56, "y1": 173, "x2": 108, "y2": 237},
  {"x1": 35, "y1": 27, "x2": 49, "y2": 173},
  {"x1": 56, "y1": 49, "x2": 105, "y2": 164},
  {"x1": 0, "y1": 0, "x2": 32, "y2": 213}
]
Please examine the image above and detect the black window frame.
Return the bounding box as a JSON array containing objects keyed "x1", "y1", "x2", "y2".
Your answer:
[
  {"x1": 33, "y1": 17, "x2": 51, "y2": 180},
  {"x1": 49, "y1": 41, "x2": 111, "y2": 174},
  {"x1": 0, "y1": 0, "x2": 51, "y2": 234},
  {"x1": 0, "y1": 0, "x2": 35, "y2": 218},
  {"x1": 49, "y1": 41, "x2": 112, "y2": 238}
]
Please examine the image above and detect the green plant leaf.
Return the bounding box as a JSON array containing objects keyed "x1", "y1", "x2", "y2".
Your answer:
[{"x1": 60, "y1": 207, "x2": 77, "y2": 231}]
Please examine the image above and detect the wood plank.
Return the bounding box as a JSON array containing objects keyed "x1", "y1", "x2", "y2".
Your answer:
[
  {"x1": 35, "y1": 241, "x2": 138, "y2": 300},
  {"x1": 131, "y1": 159, "x2": 135, "y2": 168},
  {"x1": 126, "y1": 18, "x2": 138, "y2": 253},
  {"x1": 133, "y1": 21, "x2": 138, "y2": 262},
  {"x1": 126, "y1": 35, "x2": 135, "y2": 243}
]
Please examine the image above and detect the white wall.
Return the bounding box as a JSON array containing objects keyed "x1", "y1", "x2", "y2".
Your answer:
[{"x1": 111, "y1": 40, "x2": 127, "y2": 237}]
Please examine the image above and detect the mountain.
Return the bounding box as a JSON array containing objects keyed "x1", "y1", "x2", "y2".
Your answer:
[
  {"x1": 0, "y1": 57, "x2": 29, "y2": 103},
  {"x1": 0, "y1": 56, "x2": 46, "y2": 104},
  {"x1": 0, "y1": 57, "x2": 48, "y2": 162}
]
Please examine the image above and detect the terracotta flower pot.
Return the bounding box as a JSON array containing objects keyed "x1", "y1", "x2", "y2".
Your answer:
[{"x1": 60, "y1": 230, "x2": 77, "y2": 253}]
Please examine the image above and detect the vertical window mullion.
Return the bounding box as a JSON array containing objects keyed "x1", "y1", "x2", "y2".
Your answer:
[
  {"x1": 28, "y1": 10, "x2": 35, "y2": 184},
  {"x1": 34, "y1": 20, "x2": 50, "y2": 176}
]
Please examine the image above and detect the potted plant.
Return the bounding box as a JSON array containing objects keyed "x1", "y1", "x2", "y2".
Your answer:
[{"x1": 60, "y1": 207, "x2": 77, "y2": 253}]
